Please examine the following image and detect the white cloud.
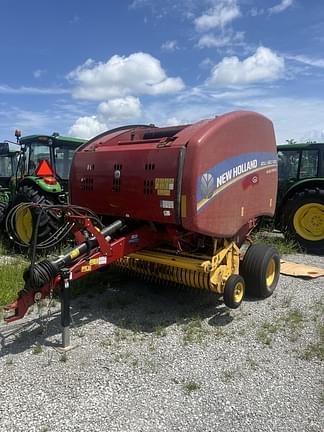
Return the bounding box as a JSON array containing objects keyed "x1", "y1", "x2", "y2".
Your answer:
[
  {"x1": 250, "y1": 7, "x2": 264, "y2": 16},
  {"x1": 229, "y1": 96, "x2": 324, "y2": 143},
  {"x1": 199, "y1": 58, "x2": 213, "y2": 69},
  {"x1": 0, "y1": 105, "x2": 72, "y2": 136},
  {"x1": 68, "y1": 116, "x2": 106, "y2": 139},
  {"x1": 194, "y1": 0, "x2": 240, "y2": 32},
  {"x1": 161, "y1": 40, "x2": 179, "y2": 51},
  {"x1": 145, "y1": 89, "x2": 324, "y2": 144},
  {"x1": 97, "y1": 96, "x2": 141, "y2": 122},
  {"x1": 69, "y1": 96, "x2": 142, "y2": 139},
  {"x1": 67, "y1": 90, "x2": 324, "y2": 144},
  {"x1": 269, "y1": 0, "x2": 293, "y2": 14},
  {"x1": 207, "y1": 47, "x2": 285, "y2": 85},
  {"x1": 165, "y1": 117, "x2": 182, "y2": 126},
  {"x1": 33, "y1": 69, "x2": 46, "y2": 79},
  {"x1": 287, "y1": 54, "x2": 324, "y2": 69},
  {"x1": 0, "y1": 85, "x2": 69, "y2": 95},
  {"x1": 68, "y1": 52, "x2": 185, "y2": 100},
  {"x1": 197, "y1": 30, "x2": 244, "y2": 48}
]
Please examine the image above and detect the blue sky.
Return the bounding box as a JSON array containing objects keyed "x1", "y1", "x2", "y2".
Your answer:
[{"x1": 1, "y1": 0, "x2": 324, "y2": 143}]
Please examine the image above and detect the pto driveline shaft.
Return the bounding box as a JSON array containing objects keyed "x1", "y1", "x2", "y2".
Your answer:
[{"x1": 23, "y1": 219, "x2": 124, "y2": 290}]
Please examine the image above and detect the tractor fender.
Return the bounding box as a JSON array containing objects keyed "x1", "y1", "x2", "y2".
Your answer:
[
  {"x1": 279, "y1": 178, "x2": 324, "y2": 208},
  {"x1": 276, "y1": 178, "x2": 324, "y2": 225},
  {"x1": 17, "y1": 176, "x2": 62, "y2": 195}
]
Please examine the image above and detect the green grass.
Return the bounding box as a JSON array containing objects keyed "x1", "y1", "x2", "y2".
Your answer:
[
  {"x1": 302, "y1": 342, "x2": 324, "y2": 361},
  {"x1": 154, "y1": 324, "x2": 167, "y2": 337},
  {"x1": 182, "y1": 316, "x2": 209, "y2": 345},
  {"x1": 246, "y1": 356, "x2": 258, "y2": 371},
  {"x1": 284, "y1": 308, "x2": 304, "y2": 342},
  {"x1": 285, "y1": 309, "x2": 304, "y2": 327},
  {"x1": 0, "y1": 259, "x2": 28, "y2": 306},
  {"x1": 250, "y1": 230, "x2": 300, "y2": 255},
  {"x1": 256, "y1": 321, "x2": 282, "y2": 346},
  {"x1": 256, "y1": 308, "x2": 305, "y2": 346},
  {"x1": 0, "y1": 236, "x2": 15, "y2": 256},
  {"x1": 182, "y1": 380, "x2": 200, "y2": 394},
  {"x1": 222, "y1": 369, "x2": 237, "y2": 382},
  {"x1": 60, "y1": 353, "x2": 68, "y2": 363},
  {"x1": 320, "y1": 391, "x2": 324, "y2": 404},
  {"x1": 5, "y1": 357, "x2": 13, "y2": 366},
  {"x1": 301, "y1": 323, "x2": 324, "y2": 362},
  {"x1": 32, "y1": 343, "x2": 42, "y2": 354}
]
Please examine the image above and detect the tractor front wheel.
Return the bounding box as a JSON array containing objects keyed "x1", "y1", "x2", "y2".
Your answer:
[
  {"x1": 11, "y1": 184, "x2": 60, "y2": 247},
  {"x1": 240, "y1": 244, "x2": 280, "y2": 298},
  {"x1": 283, "y1": 189, "x2": 324, "y2": 255},
  {"x1": 223, "y1": 274, "x2": 245, "y2": 309}
]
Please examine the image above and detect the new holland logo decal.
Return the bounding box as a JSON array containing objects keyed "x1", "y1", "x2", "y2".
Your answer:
[{"x1": 197, "y1": 152, "x2": 277, "y2": 212}]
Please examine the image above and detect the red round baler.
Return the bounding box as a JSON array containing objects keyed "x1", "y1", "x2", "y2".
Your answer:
[{"x1": 6, "y1": 111, "x2": 280, "y2": 324}]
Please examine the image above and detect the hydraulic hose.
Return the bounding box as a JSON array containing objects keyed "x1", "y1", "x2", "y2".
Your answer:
[
  {"x1": 5, "y1": 202, "x2": 105, "y2": 250},
  {"x1": 23, "y1": 219, "x2": 124, "y2": 290}
]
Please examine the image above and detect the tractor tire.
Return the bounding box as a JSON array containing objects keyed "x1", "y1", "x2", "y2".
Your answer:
[
  {"x1": 223, "y1": 274, "x2": 245, "y2": 309},
  {"x1": 240, "y1": 244, "x2": 280, "y2": 298},
  {"x1": 11, "y1": 184, "x2": 60, "y2": 246},
  {"x1": 282, "y1": 189, "x2": 324, "y2": 255},
  {"x1": 0, "y1": 201, "x2": 8, "y2": 226}
]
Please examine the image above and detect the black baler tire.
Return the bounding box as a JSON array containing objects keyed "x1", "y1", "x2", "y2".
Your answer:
[
  {"x1": 282, "y1": 189, "x2": 324, "y2": 255},
  {"x1": 12, "y1": 184, "x2": 60, "y2": 245},
  {"x1": 223, "y1": 274, "x2": 245, "y2": 309},
  {"x1": 0, "y1": 202, "x2": 8, "y2": 226},
  {"x1": 240, "y1": 244, "x2": 280, "y2": 298}
]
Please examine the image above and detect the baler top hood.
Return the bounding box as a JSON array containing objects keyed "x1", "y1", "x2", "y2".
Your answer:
[{"x1": 70, "y1": 111, "x2": 278, "y2": 238}]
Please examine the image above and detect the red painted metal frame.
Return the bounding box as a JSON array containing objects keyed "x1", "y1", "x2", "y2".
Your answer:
[{"x1": 5, "y1": 219, "x2": 165, "y2": 323}]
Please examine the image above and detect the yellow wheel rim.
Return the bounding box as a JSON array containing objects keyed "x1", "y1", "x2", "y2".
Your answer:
[
  {"x1": 233, "y1": 281, "x2": 244, "y2": 304},
  {"x1": 266, "y1": 258, "x2": 276, "y2": 287},
  {"x1": 293, "y1": 203, "x2": 324, "y2": 241},
  {"x1": 15, "y1": 207, "x2": 33, "y2": 244}
]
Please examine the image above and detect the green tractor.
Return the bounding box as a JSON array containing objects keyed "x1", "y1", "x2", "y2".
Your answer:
[
  {"x1": 3, "y1": 130, "x2": 86, "y2": 248},
  {"x1": 275, "y1": 142, "x2": 324, "y2": 254},
  {"x1": 0, "y1": 141, "x2": 20, "y2": 223}
]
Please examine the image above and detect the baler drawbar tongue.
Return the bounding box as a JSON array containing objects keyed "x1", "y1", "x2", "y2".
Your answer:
[
  {"x1": 4, "y1": 218, "x2": 125, "y2": 322},
  {"x1": 3, "y1": 216, "x2": 166, "y2": 323}
]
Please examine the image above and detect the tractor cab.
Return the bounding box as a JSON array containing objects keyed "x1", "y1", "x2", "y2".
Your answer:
[
  {"x1": 16, "y1": 133, "x2": 86, "y2": 193},
  {"x1": 2, "y1": 131, "x2": 87, "y2": 244},
  {"x1": 0, "y1": 142, "x2": 20, "y2": 189}
]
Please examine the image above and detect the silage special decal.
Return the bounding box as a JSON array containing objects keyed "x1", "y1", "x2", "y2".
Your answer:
[{"x1": 197, "y1": 151, "x2": 277, "y2": 212}]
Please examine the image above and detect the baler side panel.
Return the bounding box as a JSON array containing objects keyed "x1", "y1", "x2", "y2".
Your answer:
[
  {"x1": 70, "y1": 145, "x2": 184, "y2": 224},
  {"x1": 181, "y1": 112, "x2": 278, "y2": 237}
]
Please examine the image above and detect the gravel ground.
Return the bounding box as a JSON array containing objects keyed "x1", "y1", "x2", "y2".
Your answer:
[{"x1": 0, "y1": 253, "x2": 323, "y2": 432}]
